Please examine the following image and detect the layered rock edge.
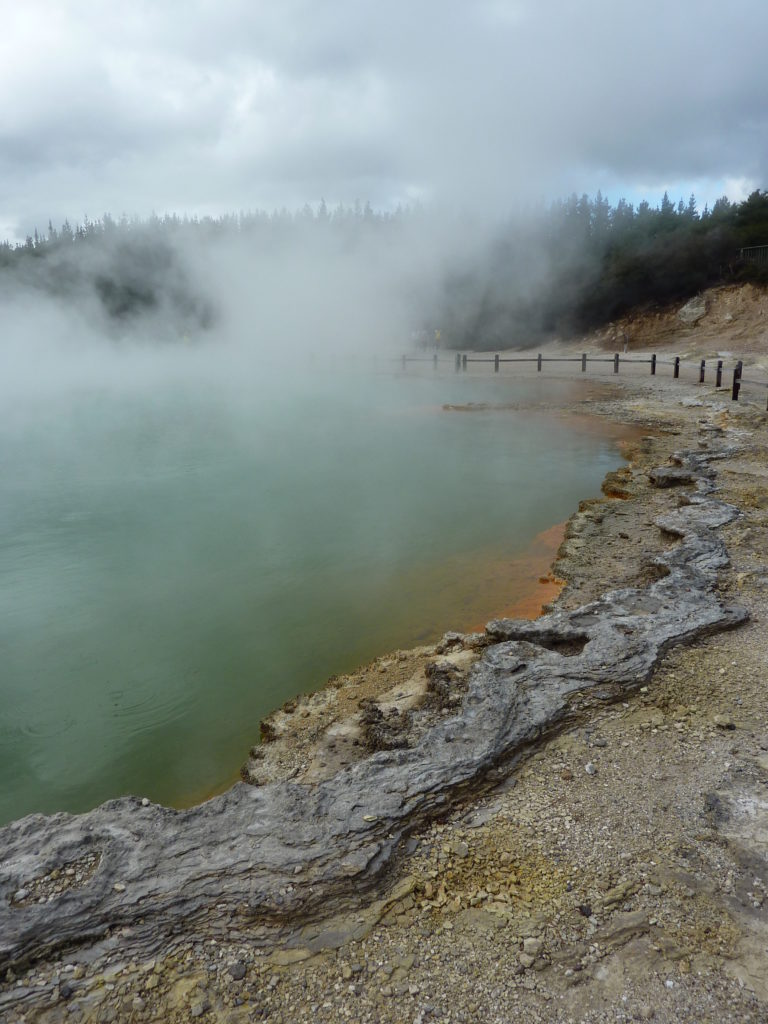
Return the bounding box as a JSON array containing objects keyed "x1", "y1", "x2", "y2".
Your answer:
[{"x1": 0, "y1": 446, "x2": 748, "y2": 974}]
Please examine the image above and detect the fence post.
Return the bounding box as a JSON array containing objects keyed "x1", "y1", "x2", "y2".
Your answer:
[
  {"x1": 494, "y1": 354, "x2": 500, "y2": 373},
  {"x1": 402, "y1": 354, "x2": 407, "y2": 370},
  {"x1": 651, "y1": 353, "x2": 656, "y2": 375},
  {"x1": 716, "y1": 360, "x2": 723, "y2": 387},
  {"x1": 462, "y1": 354, "x2": 467, "y2": 372},
  {"x1": 699, "y1": 359, "x2": 706, "y2": 383},
  {"x1": 673, "y1": 357, "x2": 680, "y2": 379},
  {"x1": 455, "y1": 352, "x2": 461, "y2": 373},
  {"x1": 537, "y1": 353, "x2": 542, "y2": 372},
  {"x1": 581, "y1": 352, "x2": 587, "y2": 372},
  {"x1": 613, "y1": 352, "x2": 619, "y2": 374},
  {"x1": 732, "y1": 361, "x2": 742, "y2": 401}
]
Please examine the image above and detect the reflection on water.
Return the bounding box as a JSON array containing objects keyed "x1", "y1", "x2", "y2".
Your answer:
[{"x1": 0, "y1": 369, "x2": 626, "y2": 824}]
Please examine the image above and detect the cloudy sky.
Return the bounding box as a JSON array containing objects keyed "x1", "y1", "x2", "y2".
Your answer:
[{"x1": 1, "y1": 0, "x2": 765, "y2": 240}]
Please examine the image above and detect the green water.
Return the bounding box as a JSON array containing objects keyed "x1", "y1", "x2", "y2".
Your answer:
[{"x1": 0, "y1": 366, "x2": 623, "y2": 824}]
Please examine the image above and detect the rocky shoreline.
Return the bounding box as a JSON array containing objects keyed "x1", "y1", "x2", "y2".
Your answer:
[{"x1": 2, "y1": 366, "x2": 768, "y2": 1023}]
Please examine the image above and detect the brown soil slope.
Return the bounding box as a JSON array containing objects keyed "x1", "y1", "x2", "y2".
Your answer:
[{"x1": 586, "y1": 283, "x2": 768, "y2": 367}]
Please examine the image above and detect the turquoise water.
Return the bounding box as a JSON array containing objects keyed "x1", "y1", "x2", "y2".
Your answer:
[{"x1": 0, "y1": 366, "x2": 623, "y2": 824}]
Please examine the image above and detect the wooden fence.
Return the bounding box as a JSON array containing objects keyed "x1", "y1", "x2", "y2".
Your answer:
[
  {"x1": 397, "y1": 352, "x2": 768, "y2": 410},
  {"x1": 740, "y1": 244, "x2": 768, "y2": 266}
]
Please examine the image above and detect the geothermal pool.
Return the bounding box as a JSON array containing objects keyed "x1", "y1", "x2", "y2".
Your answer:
[{"x1": 0, "y1": 366, "x2": 625, "y2": 824}]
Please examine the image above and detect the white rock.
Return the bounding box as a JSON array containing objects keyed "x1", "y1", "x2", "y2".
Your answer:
[{"x1": 678, "y1": 296, "x2": 707, "y2": 324}]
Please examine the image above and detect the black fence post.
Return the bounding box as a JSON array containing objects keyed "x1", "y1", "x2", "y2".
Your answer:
[
  {"x1": 732, "y1": 361, "x2": 742, "y2": 401},
  {"x1": 613, "y1": 352, "x2": 619, "y2": 374},
  {"x1": 537, "y1": 353, "x2": 542, "y2": 372},
  {"x1": 673, "y1": 357, "x2": 680, "y2": 379},
  {"x1": 462, "y1": 354, "x2": 467, "y2": 372},
  {"x1": 455, "y1": 352, "x2": 461, "y2": 373},
  {"x1": 699, "y1": 359, "x2": 706, "y2": 383},
  {"x1": 716, "y1": 360, "x2": 723, "y2": 387},
  {"x1": 494, "y1": 354, "x2": 500, "y2": 373},
  {"x1": 433, "y1": 352, "x2": 438, "y2": 370},
  {"x1": 651, "y1": 353, "x2": 656, "y2": 375},
  {"x1": 581, "y1": 352, "x2": 587, "y2": 372}
]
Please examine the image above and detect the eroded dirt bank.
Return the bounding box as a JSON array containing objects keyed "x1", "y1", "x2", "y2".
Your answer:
[{"x1": 2, "y1": 365, "x2": 768, "y2": 1024}]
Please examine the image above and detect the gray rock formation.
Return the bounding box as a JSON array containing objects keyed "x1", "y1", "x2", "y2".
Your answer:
[
  {"x1": 678, "y1": 295, "x2": 708, "y2": 324},
  {"x1": 0, "y1": 450, "x2": 748, "y2": 973}
]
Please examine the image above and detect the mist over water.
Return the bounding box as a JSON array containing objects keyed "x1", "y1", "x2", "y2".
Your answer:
[
  {"x1": 0, "y1": 221, "x2": 630, "y2": 825},
  {"x1": 0, "y1": 334, "x2": 627, "y2": 824}
]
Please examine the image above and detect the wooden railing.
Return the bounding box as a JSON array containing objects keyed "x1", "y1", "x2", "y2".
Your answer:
[{"x1": 397, "y1": 352, "x2": 768, "y2": 409}]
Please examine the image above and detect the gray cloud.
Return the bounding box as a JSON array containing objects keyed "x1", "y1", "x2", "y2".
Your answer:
[{"x1": 1, "y1": 0, "x2": 766, "y2": 237}]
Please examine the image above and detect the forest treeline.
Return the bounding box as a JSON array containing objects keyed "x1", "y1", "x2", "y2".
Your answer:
[
  {"x1": 0, "y1": 202, "x2": 406, "y2": 338},
  {"x1": 440, "y1": 189, "x2": 768, "y2": 348},
  {"x1": 2, "y1": 191, "x2": 767, "y2": 348}
]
